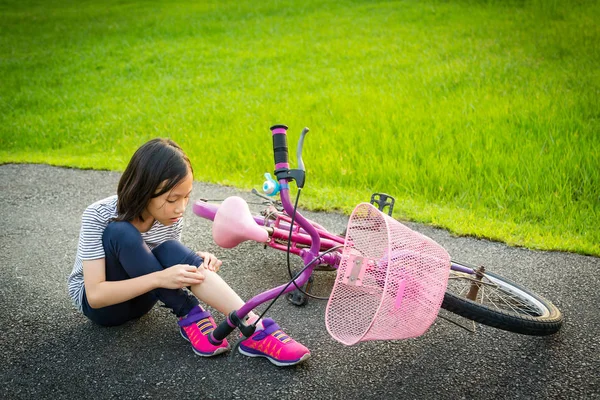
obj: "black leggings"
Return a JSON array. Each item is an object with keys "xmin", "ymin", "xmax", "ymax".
[{"xmin": 82, "ymin": 221, "xmax": 201, "ymax": 326}]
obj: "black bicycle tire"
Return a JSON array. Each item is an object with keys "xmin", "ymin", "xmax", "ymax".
[{"xmin": 441, "ymin": 261, "xmax": 563, "ymax": 336}]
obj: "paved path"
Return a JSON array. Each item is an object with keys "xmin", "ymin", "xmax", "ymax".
[{"xmin": 1, "ymin": 164, "xmax": 598, "ymax": 399}]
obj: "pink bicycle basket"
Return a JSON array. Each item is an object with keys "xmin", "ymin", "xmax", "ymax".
[{"xmin": 325, "ymin": 203, "xmax": 451, "ymax": 345}]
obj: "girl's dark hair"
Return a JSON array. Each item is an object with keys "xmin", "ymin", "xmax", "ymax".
[{"xmin": 116, "ymin": 138, "xmax": 193, "ymax": 222}]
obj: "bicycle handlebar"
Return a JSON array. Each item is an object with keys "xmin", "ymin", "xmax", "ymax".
[
  {"xmin": 210, "ymin": 311, "xmax": 257, "ymax": 343},
  {"xmin": 212, "ymin": 124, "xmax": 324, "ymax": 325},
  {"xmin": 270, "ymin": 124, "xmax": 290, "ymax": 169},
  {"xmin": 211, "ymin": 318, "xmax": 236, "ymax": 343},
  {"xmin": 268, "ymin": 124, "xmax": 320, "ymax": 257},
  {"xmin": 270, "ymin": 124, "xmax": 309, "ymax": 173}
]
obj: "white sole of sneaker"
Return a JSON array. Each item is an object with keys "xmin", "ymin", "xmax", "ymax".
[
  {"xmin": 238, "ymin": 347, "xmax": 311, "ymax": 367},
  {"xmin": 193, "ymin": 346, "xmax": 229, "ymax": 357}
]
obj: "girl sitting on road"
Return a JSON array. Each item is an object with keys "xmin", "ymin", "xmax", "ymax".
[{"xmin": 67, "ymin": 138, "xmax": 310, "ymax": 367}]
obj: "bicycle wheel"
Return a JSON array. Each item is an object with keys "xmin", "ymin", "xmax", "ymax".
[{"xmin": 441, "ymin": 260, "xmax": 563, "ymax": 336}]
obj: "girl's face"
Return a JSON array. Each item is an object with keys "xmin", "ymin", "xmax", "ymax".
[{"xmin": 145, "ymin": 171, "xmax": 193, "ymax": 226}]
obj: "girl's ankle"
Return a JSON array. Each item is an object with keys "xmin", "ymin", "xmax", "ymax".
[{"xmin": 246, "ymin": 314, "xmax": 264, "ymax": 330}]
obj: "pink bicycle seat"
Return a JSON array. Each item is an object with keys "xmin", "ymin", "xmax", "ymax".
[{"xmin": 212, "ymin": 196, "xmax": 269, "ymax": 248}]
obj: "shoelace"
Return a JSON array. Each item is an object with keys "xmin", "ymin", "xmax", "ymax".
[
  {"xmin": 272, "ymin": 330, "xmax": 292, "ymax": 343},
  {"xmin": 195, "ymin": 317, "xmax": 215, "ymax": 336}
]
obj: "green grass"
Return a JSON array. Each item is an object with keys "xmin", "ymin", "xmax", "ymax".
[{"xmin": 1, "ymin": 0, "xmax": 598, "ymax": 256}]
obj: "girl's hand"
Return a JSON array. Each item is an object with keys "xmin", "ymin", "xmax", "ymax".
[
  {"xmin": 158, "ymin": 264, "xmax": 205, "ymax": 289},
  {"xmin": 196, "ymin": 251, "xmax": 222, "ymax": 272}
]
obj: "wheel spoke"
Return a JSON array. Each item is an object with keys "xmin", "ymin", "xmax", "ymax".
[
  {"xmin": 447, "ymin": 271, "xmax": 544, "ymax": 317},
  {"xmin": 483, "ymin": 283, "xmax": 541, "ymax": 315},
  {"xmin": 444, "ymin": 263, "xmax": 561, "ymax": 335}
]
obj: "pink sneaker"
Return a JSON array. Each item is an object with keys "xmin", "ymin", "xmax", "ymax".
[
  {"xmin": 178, "ymin": 306, "xmax": 230, "ymax": 357},
  {"xmin": 238, "ymin": 318, "xmax": 310, "ymax": 366}
]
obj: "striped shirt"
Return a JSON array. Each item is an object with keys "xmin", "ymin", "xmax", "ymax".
[{"xmin": 67, "ymin": 195, "xmax": 183, "ymax": 311}]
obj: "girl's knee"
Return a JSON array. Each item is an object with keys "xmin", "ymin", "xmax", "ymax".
[
  {"xmin": 153, "ymin": 240, "xmax": 201, "ymax": 267},
  {"xmin": 103, "ymin": 221, "xmax": 141, "ymax": 244},
  {"xmin": 102, "ymin": 222, "xmax": 146, "ymax": 256}
]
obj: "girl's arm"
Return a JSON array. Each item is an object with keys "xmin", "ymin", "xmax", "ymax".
[{"xmin": 83, "ymin": 258, "xmax": 204, "ymax": 308}]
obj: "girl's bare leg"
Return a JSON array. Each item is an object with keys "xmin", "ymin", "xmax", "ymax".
[{"xmin": 189, "ymin": 268, "xmax": 258, "ymax": 321}]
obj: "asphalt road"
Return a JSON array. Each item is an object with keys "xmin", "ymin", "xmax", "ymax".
[{"xmin": 1, "ymin": 164, "xmax": 598, "ymax": 400}]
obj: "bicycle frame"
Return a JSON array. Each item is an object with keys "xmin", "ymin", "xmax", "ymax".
[
  {"xmin": 204, "ymin": 125, "xmax": 345, "ymax": 341},
  {"xmin": 204, "ymin": 125, "xmax": 475, "ymax": 343},
  {"xmin": 194, "ymin": 199, "xmax": 474, "ymax": 277},
  {"xmin": 193, "ymin": 201, "xmax": 345, "ymax": 254}
]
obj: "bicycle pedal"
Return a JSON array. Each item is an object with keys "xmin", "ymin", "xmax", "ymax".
[
  {"xmin": 286, "ymin": 276, "xmax": 313, "ymax": 306},
  {"xmin": 286, "ymin": 290, "xmax": 309, "ymax": 306},
  {"xmin": 370, "ymin": 193, "xmax": 395, "ymax": 217}
]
